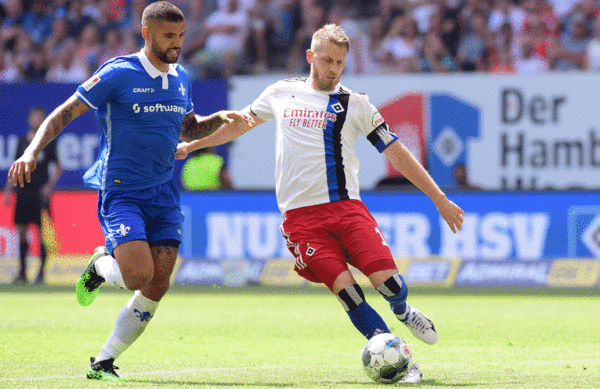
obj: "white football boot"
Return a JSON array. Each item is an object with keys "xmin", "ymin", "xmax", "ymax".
[
  {"xmin": 398, "ymin": 362, "xmax": 423, "ymax": 384},
  {"xmin": 397, "ymin": 304, "xmax": 438, "ymax": 345}
]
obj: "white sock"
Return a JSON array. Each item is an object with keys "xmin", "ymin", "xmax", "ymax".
[
  {"xmin": 96, "ymin": 291, "xmax": 158, "ymax": 362},
  {"xmin": 94, "ymin": 255, "xmax": 126, "ymax": 289}
]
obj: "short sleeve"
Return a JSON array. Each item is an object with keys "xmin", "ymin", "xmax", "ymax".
[
  {"xmin": 249, "ymin": 84, "xmax": 275, "ymax": 121},
  {"xmin": 75, "ymin": 62, "xmax": 121, "ymax": 110},
  {"xmin": 186, "ymin": 78, "xmax": 194, "ymax": 114},
  {"xmin": 355, "ymin": 94, "xmax": 398, "ymax": 153}
]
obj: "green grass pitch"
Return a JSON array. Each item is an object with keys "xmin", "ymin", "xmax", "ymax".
[{"xmin": 0, "ymin": 285, "xmax": 598, "ymax": 388}]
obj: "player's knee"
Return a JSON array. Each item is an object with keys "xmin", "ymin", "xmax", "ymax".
[
  {"xmin": 123, "ymin": 268, "xmax": 154, "ymax": 290},
  {"xmin": 142, "ymin": 278, "xmax": 170, "ymax": 301},
  {"xmin": 337, "ymin": 284, "xmax": 366, "ymax": 312},
  {"xmin": 377, "ymin": 273, "xmax": 407, "ymax": 301}
]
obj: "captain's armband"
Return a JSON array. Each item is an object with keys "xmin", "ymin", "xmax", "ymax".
[{"xmin": 366, "ymin": 123, "xmax": 398, "ymax": 153}]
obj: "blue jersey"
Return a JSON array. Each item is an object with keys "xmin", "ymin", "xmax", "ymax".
[{"xmin": 76, "ymin": 51, "xmax": 194, "ymax": 191}]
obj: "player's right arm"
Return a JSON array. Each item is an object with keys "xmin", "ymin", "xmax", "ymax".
[
  {"xmin": 7, "ymin": 95, "xmax": 89, "ymax": 187},
  {"xmin": 176, "ymin": 106, "xmax": 264, "ymax": 160}
]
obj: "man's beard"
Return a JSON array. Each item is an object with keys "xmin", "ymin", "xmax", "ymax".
[{"xmin": 153, "ymin": 41, "xmax": 179, "ymax": 64}]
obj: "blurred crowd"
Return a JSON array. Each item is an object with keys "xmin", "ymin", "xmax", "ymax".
[{"xmin": 2, "ymin": 0, "xmax": 600, "ymax": 82}]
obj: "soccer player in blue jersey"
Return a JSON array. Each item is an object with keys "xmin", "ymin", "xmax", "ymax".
[{"xmin": 7, "ymin": 1, "xmax": 252, "ymax": 382}]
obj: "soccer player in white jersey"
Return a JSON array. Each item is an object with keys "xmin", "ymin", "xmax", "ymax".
[
  {"xmin": 7, "ymin": 1, "xmax": 253, "ymax": 382},
  {"xmin": 176, "ymin": 24, "xmax": 464, "ymax": 383}
]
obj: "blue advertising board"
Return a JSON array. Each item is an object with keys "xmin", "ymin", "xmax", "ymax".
[
  {"xmin": 0, "ymin": 81, "xmax": 228, "ymax": 189},
  {"xmin": 178, "ymin": 191, "xmax": 600, "ymax": 261}
]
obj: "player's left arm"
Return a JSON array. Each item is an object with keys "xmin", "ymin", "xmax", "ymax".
[
  {"xmin": 179, "ymin": 110, "xmax": 255, "ymax": 142},
  {"xmin": 383, "ymin": 141, "xmax": 465, "ymax": 233}
]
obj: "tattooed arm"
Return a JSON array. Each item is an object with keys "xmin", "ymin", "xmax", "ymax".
[
  {"xmin": 7, "ymin": 94, "xmax": 89, "ymax": 187},
  {"xmin": 179, "ymin": 110, "xmax": 255, "ymax": 142}
]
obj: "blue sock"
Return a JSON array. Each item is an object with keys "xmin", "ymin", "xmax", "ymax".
[
  {"xmin": 376, "ymin": 273, "xmax": 408, "ymax": 315},
  {"xmin": 338, "ymin": 284, "xmax": 390, "ymax": 339},
  {"xmin": 346, "ymin": 301, "xmax": 391, "ymax": 339}
]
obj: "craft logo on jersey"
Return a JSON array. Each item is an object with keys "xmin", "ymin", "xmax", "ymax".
[
  {"xmin": 378, "ymin": 92, "xmax": 481, "ymax": 187},
  {"xmin": 133, "ymin": 87, "xmax": 155, "ymax": 93},
  {"xmin": 179, "ymin": 82, "xmax": 185, "ymax": 96}
]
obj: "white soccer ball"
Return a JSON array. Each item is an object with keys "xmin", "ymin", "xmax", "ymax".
[{"xmin": 361, "ymin": 333, "xmax": 412, "ymax": 384}]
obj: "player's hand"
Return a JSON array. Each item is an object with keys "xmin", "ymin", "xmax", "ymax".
[
  {"xmin": 175, "ymin": 142, "xmax": 191, "ymax": 160},
  {"xmin": 218, "ymin": 110, "xmax": 255, "ymax": 130},
  {"xmin": 435, "ymin": 196, "xmax": 465, "ymax": 233},
  {"xmin": 8, "ymin": 151, "xmax": 38, "ymax": 188}
]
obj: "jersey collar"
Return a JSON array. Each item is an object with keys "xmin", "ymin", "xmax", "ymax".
[
  {"xmin": 304, "ymin": 78, "xmax": 342, "ymax": 94},
  {"xmin": 137, "ymin": 50, "xmax": 178, "ymax": 78}
]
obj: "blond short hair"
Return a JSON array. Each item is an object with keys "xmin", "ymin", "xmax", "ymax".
[{"xmin": 310, "ymin": 24, "xmax": 350, "ymax": 51}]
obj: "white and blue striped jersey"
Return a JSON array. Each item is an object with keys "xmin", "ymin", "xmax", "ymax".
[
  {"xmin": 76, "ymin": 50, "xmax": 194, "ymax": 191},
  {"xmin": 250, "ymin": 77, "xmax": 398, "ymax": 213}
]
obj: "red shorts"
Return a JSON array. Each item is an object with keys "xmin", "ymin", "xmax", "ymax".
[{"xmin": 280, "ymin": 199, "xmax": 396, "ymax": 291}]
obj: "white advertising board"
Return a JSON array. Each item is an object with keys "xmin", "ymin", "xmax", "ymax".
[{"xmin": 230, "ymin": 73, "xmax": 600, "ymax": 190}]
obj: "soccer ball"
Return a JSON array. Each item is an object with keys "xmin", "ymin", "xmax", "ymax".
[{"xmin": 361, "ymin": 333, "xmax": 412, "ymax": 384}]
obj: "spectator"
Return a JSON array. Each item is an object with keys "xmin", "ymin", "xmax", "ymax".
[
  {"xmin": 67, "ymin": 0, "xmax": 95, "ymax": 38},
  {"xmin": 21, "ymin": 0, "xmax": 53, "ymax": 46},
  {"xmin": 246, "ymin": 0, "xmax": 301, "ymax": 72},
  {"xmin": 554, "ymin": 13, "xmax": 590, "ymax": 70},
  {"xmin": 286, "ymin": 1, "xmax": 327, "ymax": 74},
  {"xmin": 489, "ymin": 48, "xmax": 516, "ymax": 74},
  {"xmin": 1, "ymin": 0, "xmax": 25, "ymax": 52},
  {"xmin": 439, "ymin": 15, "xmax": 460, "ymax": 57},
  {"xmin": 22, "ymin": 47, "xmax": 49, "ymax": 81},
  {"xmin": 0, "ymin": 47, "xmax": 20, "ymax": 81},
  {"xmin": 380, "ymin": 14, "xmax": 422, "ymax": 73},
  {"xmin": 453, "ymin": 164, "xmax": 480, "ymax": 190},
  {"xmin": 95, "ymin": 0, "xmax": 122, "ymax": 41},
  {"xmin": 456, "ymin": 10, "xmax": 488, "ymax": 71},
  {"xmin": 488, "ymin": 0, "xmax": 526, "ymax": 33},
  {"xmin": 45, "ymin": 40, "xmax": 89, "ymax": 83},
  {"xmin": 514, "ymin": 40, "xmax": 549, "ymax": 73},
  {"xmin": 377, "ymin": 0, "xmax": 404, "ymax": 30},
  {"xmin": 192, "ymin": 0, "xmax": 249, "ymax": 78},
  {"xmin": 11, "ymin": 32, "xmax": 34, "ymax": 76},
  {"xmin": 586, "ymin": 18, "xmax": 600, "ymax": 71},
  {"xmin": 96, "ymin": 27, "xmax": 127, "ymax": 66},
  {"xmin": 365, "ymin": 15, "xmax": 388, "ymax": 74},
  {"xmin": 43, "ymin": 17, "xmax": 72, "ymax": 60},
  {"xmin": 328, "ymin": 4, "xmax": 372, "ymax": 75},
  {"xmin": 74, "ymin": 22, "xmax": 102, "ymax": 72},
  {"xmin": 419, "ymin": 30, "xmax": 457, "ymax": 72},
  {"xmin": 180, "ymin": 0, "xmax": 208, "ymax": 65}
]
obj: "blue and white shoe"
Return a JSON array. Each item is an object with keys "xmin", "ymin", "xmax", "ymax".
[{"xmin": 398, "ymin": 304, "xmax": 438, "ymax": 345}]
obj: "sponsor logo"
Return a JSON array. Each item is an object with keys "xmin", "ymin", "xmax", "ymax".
[
  {"xmin": 132, "ymin": 103, "xmax": 186, "ymax": 115},
  {"xmin": 372, "ymin": 111, "xmax": 384, "ymax": 127},
  {"xmin": 133, "ymin": 87, "xmax": 155, "ymax": 93},
  {"xmin": 134, "ymin": 309, "xmax": 152, "ymax": 322},
  {"xmin": 283, "ymin": 108, "xmax": 337, "ymax": 122},
  {"xmin": 82, "ymin": 76, "xmax": 101, "ymax": 91},
  {"xmin": 331, "ymin": 102, "xmax": 344, "ymax": 113}
]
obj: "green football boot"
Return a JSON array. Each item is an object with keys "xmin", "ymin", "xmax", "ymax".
[
  {"xmin": 76, "ymin": 246, "xmax": 107, "ymax": 306},
  {"xmin": 87, "ymin": 357, "xmax": 125, "ymax": 382}
]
